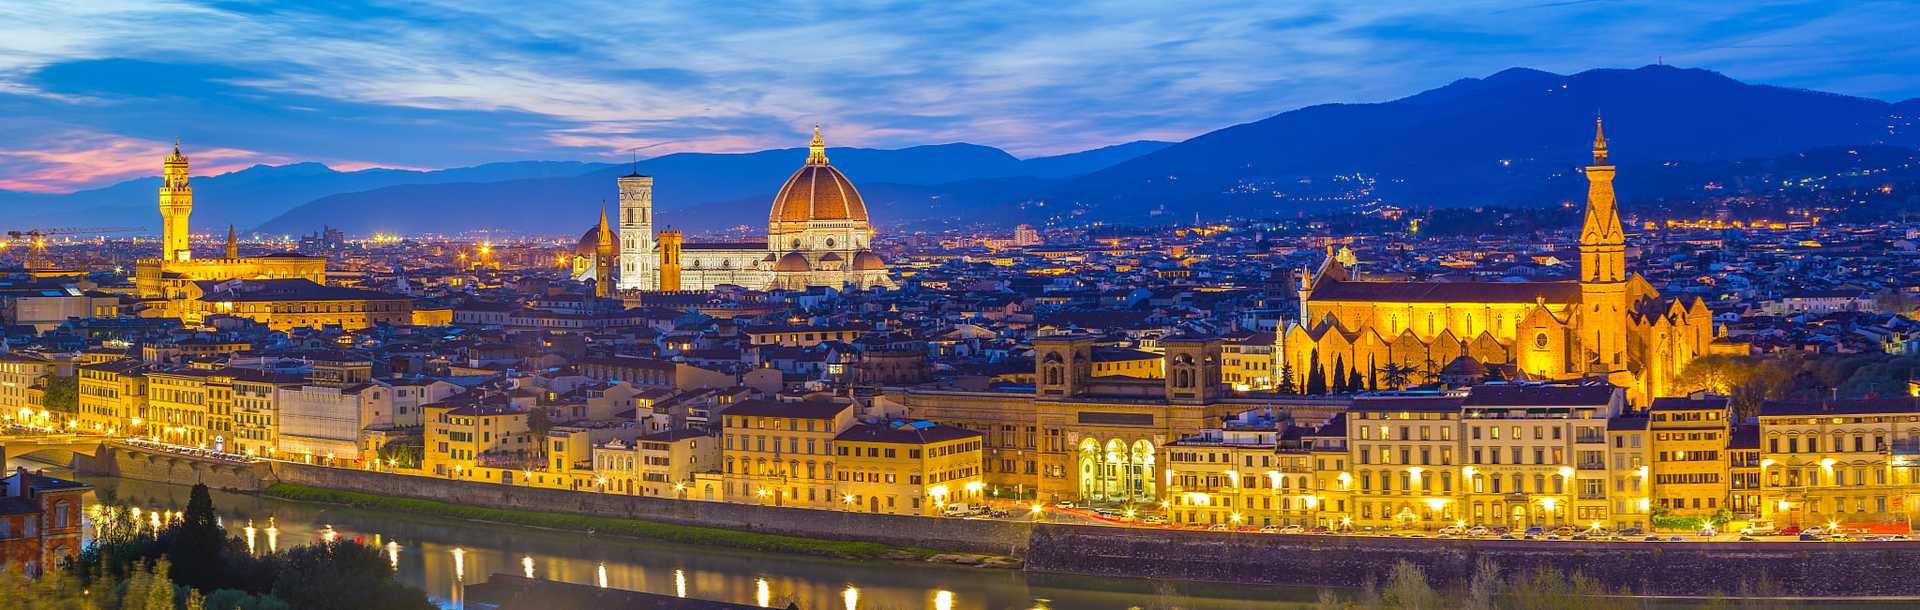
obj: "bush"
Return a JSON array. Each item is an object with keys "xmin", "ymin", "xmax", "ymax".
[{"xmin": 262, "ymin": 483, "xmax": 927, "ymax": 560}]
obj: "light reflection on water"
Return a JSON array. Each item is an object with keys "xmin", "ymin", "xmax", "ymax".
[{"xmin": 69, "ymin": 473, "xmax": 1309, "ymax": 610}]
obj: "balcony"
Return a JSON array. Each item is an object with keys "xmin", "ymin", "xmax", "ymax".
[
  {"xmin": 1575, "ymin": 433, "xmax": 1606, "ymax": 444},
  {"xmin": 1577, "ymin": 460, "xmax": 1606, "ymax": 471}
]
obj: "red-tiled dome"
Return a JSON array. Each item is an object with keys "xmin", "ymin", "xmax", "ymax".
[
  {"xmin": 774, "ymin": 252, "xmax": 812, "ymax": 273},
  {"xmin": 769, "ymin": 125, "xmax": 868, "ymax": 224}
]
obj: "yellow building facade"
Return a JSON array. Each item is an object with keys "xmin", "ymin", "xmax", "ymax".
[
  {"xmin": 833, "ymin": 421, "xmax": 985, "ymax": 516},
  {"xmin": 1756, "ymin": 398, "xmax": 1920, "ymax": 532},
  {"xmin": 1647, "ymin": 396, "xmax": 1731, "ymax": 516},
  {"xmin": 1282, "ymin": 120, "xmax": 1730, "ymax": 406},
  {"xmin": 720, "ymin": 399, "xmax": 852, "ymax": 509}
]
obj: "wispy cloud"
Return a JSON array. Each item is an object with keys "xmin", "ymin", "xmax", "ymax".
[
  {"xmin": 0, "ymin": 130, "xmax": 284, "ymax": 192},
  {"xmin": 0, "ymin": 0, "xmax": 1913, "ymax": 193}
]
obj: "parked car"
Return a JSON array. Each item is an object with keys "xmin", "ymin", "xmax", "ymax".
[
  {"xmin": 1257, "ymin": 524, "xmax": 1279, "ymax": 533},
  {"xmin": 1643, "ymin": 535, "xmax": 1663, "ymax": 542},
  {"xmin": 1308, "ymin": 525, "xmax": 1332, "ymax": 534},
  {"xmin": 1739, "ymin": 520, "xmax": 1776, "ymax": 536},
  {"xmin": 1697, "ymin": 527, "xmax": 1718, "ymax": 537},
  {"xmin": 1438, "ymin": 525, "xmax": 1464, "ymax": 536},
  {"xmin": 1618, "ymin": 527, "xmax": 1645, "ymax": 536},
  {"xmin": 1206, "ymin": 523, "xmax": 1229, "ymax": 532},
  {"xmin": 1523, "ymin": 527, "xmax": 1545, "ymax": 538},
  {"xmin": 1801, "ymin": 526, "xmax": 1828, "ymax": 537},
  {"xmin": 1278, "ymin": 524, "xmax": 1305, "ymax": 534},
  {"xmin": 1465, "ymin": 526, "xmax": 1490, "ymax": 537},
  {"xmin": 1141, "ymin": 515, "xmax": 1166, "ymax": 525},
  {"xmin": 1799, "ymin": 532, "xmax": 1825, "ymax": 541}
]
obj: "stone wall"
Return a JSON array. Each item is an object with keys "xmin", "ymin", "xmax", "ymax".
[
  {"xmin": 75, "ymin": 444, "xmax": 273, "ymax": 492},
  {"xmin": 269, "ymin": 462, "xmax": 1031, "ymax": 556},
  {"xmin": 1026, "ymin": 523, "xmax": 1920, "ymax": 596}
]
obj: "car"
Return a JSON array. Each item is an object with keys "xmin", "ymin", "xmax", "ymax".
[
  {"xmin": 1801, "ymin": 526, "xmax": 1827, "ymax": 537},
  {"xmin": 1697, "ymin": 527, "xmax": 1718, "ymax": 537},
  {"xmin": 1739, "ymin": 536, "xmax": 1756, "ymax": 541},
  {"xmin": 1308, "ymin": 525, "xmax": 1332, "ymax": 534},
  {"xmin": 1570, "ymin": 534, "xmax": 1589, "ymax": 541},
  {"xmin": 1278, "ymin": 524, "xmax": 1305, "ymax": 534},
  {"xmin": 1141, "ymin": 515, "xmax": 1166, "ymax": 525},
  {"xmin": 1882, "ymin": 534, "xmax": 1911, "ymax": 541},
  {"xmin": 1799, "ymin": 532, "xmax": 1825, "ymax": 541},
  {"xmin": 1499, "ymin": 534, "xmax": 1518, "ymax": 540},
  {"xmin": 1740, "ymin": 520, "xmax": 1776, "ymax": 536},
  {"xmin": 1437, "ymin": 526, "xmax": 1464, "ymax": 536},
  {"xmin": 1257, "ymin": 525, "xmax": 1279, "ymax": 533},
  {"xmin": 1550, "ymin": 526, "xmax": 1576, "ymax": 537},
  {"xmin": 1488, "ymin": 527, "xmax": 1512, "ymax": 536},
  {"xmin": 1643, "ymin": 535, "xmax": 1663, "ymax": 542},
  {"xmin": 1206, "ymin": 523, "xmax": 1229, "ymax": 532},
  {"xmin": 1668, "ymin": 536, "xmax": 1685, "ymax": 542},
  {"xmin": 1619, "ymin": 527, "xmax": 1645, "ymax": 537},
  {"xmin": 1523, "ymin": 527, "xmax": 1545, "ymax": 537},
  {"xmin": 1465, "ymin": 526, "xmax": 1490, "ymax": 537},
  {"xmin": 988, "ymin": 510, "xmax": 1010, "ymax": 519},
  {"xmin": 1056, "ymin": 501, "xmax": 1076, "ymax": 509}
]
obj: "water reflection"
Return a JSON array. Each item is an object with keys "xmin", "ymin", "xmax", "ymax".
[{"xmin": 73, "ymin": 474, "xmax": 1307, "ymax": 609}]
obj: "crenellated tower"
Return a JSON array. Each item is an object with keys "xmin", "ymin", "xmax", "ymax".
[
  {"xmin": 1578, "ymin": 116, "xmax": 1628, "ymax": 372},
  {"xmin": 617, "ymin": 164, "xmax": 655, "ymax": 290},
  {"xmin": 159, "ymin": 139, "xmax": 194, "ymax": 263}
]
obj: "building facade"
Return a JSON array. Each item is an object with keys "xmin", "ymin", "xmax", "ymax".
[{"xmin": 1281, "ymin": 120, "xmax": 1732, "ymax": 406}]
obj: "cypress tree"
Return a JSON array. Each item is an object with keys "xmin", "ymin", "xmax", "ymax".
[
  {"xmin": 1305, "ymin": 350, "xmax": 1327, "ymax": 395},
  {"xmin": 1332, "ymin": 355, "xmax": 1349, "ymax": 394}
]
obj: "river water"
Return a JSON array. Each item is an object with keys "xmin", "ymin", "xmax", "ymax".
[{"xmin": 47, "ymin": 467, "xmax": 1315, "ymax": 610}]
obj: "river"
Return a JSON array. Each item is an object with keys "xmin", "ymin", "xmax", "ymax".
[{"xmin": 35, "ymin": 464, "xmax": 1315, "ymax": 609}]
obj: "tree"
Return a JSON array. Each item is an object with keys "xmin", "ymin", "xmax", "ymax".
[
  {"xmin": 1381, "ymin": 362, "xmax": 1415, "ymax": 390},
  {"xmin": 168, "ymin": 484, "xmax": 226, "ymax": 591},
  {"xmin": 1378, "ymin": 560, "xmax": 1442, "ymax": 610},
  {"xmin": 1305, "ymin": 350, "xmax": 1327, "ymax": 395},
  {"xmin": 145, "ymin": 560, "xmax": 179, "ymax": 610},
  {"xmin": 40, "ymin": 374, "xmax": 77, "ymax": 416},
  {"xmin": 527, "ymin": 407, "xmax": 557, "ymax": 461},
  {"xmin": 271, "ymin": 542, "xmax": 433, "ymax": 610},
  {"xmin": 1462, "ymin": 557, "xmax": 1501, "ymax": 610},
  {"xmin": 377, "ymin": 438, "xmax": 424, "ymax": 470},
  {"xmin": 0, "ymin": 562, "xmax": 97, "ymax": 610},
  {"xmin": 1347, "ymin": 367, "xmax": 1365, "ymax": 395},
  {"xmin": 1366, "ymin": 355, "xmax": 1378, "ymax": 391},
  {"xmin": 1332, "ymin": 356, "xmax": 1349, "ymax": 394},
  {"xmin": 1277, "ymin": 361, "xmax": 1297, "ymax": 394}
]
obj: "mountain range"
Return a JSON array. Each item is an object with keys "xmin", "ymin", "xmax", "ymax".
[{"xmin": 7, "ymin": 64, "xmax": 1918, "ymax": 236}]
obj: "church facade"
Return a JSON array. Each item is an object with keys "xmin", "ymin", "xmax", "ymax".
[
  {"xmin": 1280, "ymin": 119, "xmax": 1736, "ymax": 405},
  {"xmin": 571, "ymin": 125, "xmax": 893, "ymax": 293}
]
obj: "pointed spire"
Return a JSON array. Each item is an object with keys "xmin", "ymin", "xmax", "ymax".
[
  {"xmin": 226, "ymin": 225, "xmax": 238, "ymax": 259},
  {"xmin": 1591, "ymin": 113, "xmax": 1609, "ymax": 165},
  {"xmin": 806, "ymin": 123, "xmax": 829, "ymax": 165}
]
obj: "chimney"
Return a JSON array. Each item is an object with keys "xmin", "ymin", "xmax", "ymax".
[{"xmin": 6, "ymin": 467, "xmax": 24, "ymax": 497}]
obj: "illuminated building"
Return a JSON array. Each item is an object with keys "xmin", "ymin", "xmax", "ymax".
[
  {"xmin": 1755, "ymin": 397, "xmax": 1920, "ymax": 531},
  {"xmin": 133, "ymin": 143, "xmax": 327, "ymax": 318},
  {"xmin": 181, "ymin": 278, "xmax": 411, "ymax": 331},
  {"xmin": 721, "ymin": 399, "xmax": 853, "ymax": 509},
  {"xmin": 1646, "ymin": 396, "xmax": 1731, "ymax": 517},
  {"xmin": 590, "ymin": 126, "xmax": 893, "ymax": 293},
  {"xmin": 833, "ymin": 421, "xmax": 985, "ymax": 516},
  {"xmin": 1282, "ymin": 119, "xmax": 1736, "ymax": 405},
  {"xmin": 0, "ymin": 468, "xmax": 90, "ymax": 575}
]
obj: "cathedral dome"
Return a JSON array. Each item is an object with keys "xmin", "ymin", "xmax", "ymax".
[
  {"xmin": 774, "ymin": 252, "xmax": 812, "ymax": 273},
  {"xmin": 769, "ymin": 126, "xmax": 868, "ymax": 224},
  {"xmin": 574, "ymin": 226, "xmax": 617, "ymax": 260},
  {"xmin": 852, "ymin": 251, "xmax": 886, "ymax": 271}
]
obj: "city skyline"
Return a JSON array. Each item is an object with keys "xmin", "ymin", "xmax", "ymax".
[{"xmin": 2, "ymin": 1, "xmax": 1917, "ymax": 194}]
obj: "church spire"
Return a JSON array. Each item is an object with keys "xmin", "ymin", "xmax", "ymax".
[
  {"xmin": 806, "ymin": 123, "xmax": 828, "ymax": 165},
  {"xmin": 225, "ymin": 225, "xmax": 238, "ymax": 259},
  {"xmin": 1591, "ymin": 114, "xmax": 1608, "ymax": 165}
]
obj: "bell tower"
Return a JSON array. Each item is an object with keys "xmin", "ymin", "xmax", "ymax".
[
  {"xmin": 159, "ymin": 139, "xmax": 193, "ymax": 263},
  {"xmin": 1578, "ymin": 116, "xmax": 1627, "ymax": 372},
  {"xmin": 594, "ymin": 207, "xmax": 616, "ymax": 298},
  {"xmin": 617, "ymin": 165, "xmax": 655, "ymax": 290}
]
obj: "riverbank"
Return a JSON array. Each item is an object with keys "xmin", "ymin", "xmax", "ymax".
[{"xmin": 264, "ymin": 483, "xmax": 947, "ymax": 562}]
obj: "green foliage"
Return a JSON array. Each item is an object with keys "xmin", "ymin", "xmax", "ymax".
[
  {"xmin": 1677, "ymin": 353, "xmax": 1920, "ymax": 419},
  {"xmin": 203, "ymin": 589, "xmax": 290, "ymax": 610},
  {"xmin": 167, "ymin": 485, "xmax": 226, "ymax": 591},
  {"xmin": 0, "ymin": 562, "xmax": 97, "ymax": 610},
  {"xmin": 1306, "ymin": 350, "xmax": 1328, "ymax": 395},
  {"xmin": 270, "ymin": 542, "xmax": 433, "ymax": 610},
  {"xmin": 41, "ymin": 374, "xmax": 78, "ymax": 415},
  {"xmin": 1378, "ymin": 561, "xmax": 1443, "ymax": 610},
  {"xmin": 263, "ymin": 483, "xmax": 932, "ymax": 560},
  {"xmin": 376, "ymin": 438, "xmax": 424, "ymax": 470}
]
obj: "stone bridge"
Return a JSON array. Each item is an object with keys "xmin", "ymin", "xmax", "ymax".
[{"xmin": 0, "ymin": 432, "xmax": 107, "ymax": 467}]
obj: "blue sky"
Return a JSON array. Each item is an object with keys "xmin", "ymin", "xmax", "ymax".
[{"xmin": 0, "ymin": 0, "xmax": 1914, "ymax": 192}]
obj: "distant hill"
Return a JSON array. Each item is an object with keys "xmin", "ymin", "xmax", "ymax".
[
  {"xmin": 0, "ymin": 161, "xmax": 614, "ymax": 233},
  {"xmin": 252, "ymin": 141, "xmax": 1169, "ymax": 236},
  {"xmin": 1047, "ymin": 65, "xmax": 1920, "ymax": 224}
]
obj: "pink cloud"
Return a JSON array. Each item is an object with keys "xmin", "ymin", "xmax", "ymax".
[{"xmin": 0, "ymin": 132, "xmax": 292, "ymax": 193}]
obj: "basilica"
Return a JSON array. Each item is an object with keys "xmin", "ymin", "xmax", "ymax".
[
  {"xmin": 1279, "ymin": 119, "xmax": 1739, "ymax": 405},
  {"xmin": 568, "ymin": 125, "xmax": 893, "ymax": 293}
]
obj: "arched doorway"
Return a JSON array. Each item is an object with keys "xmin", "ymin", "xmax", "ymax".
[{"xmin": 1077, "ymin": 437, "xmax": 1157, "ymax": 503}]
